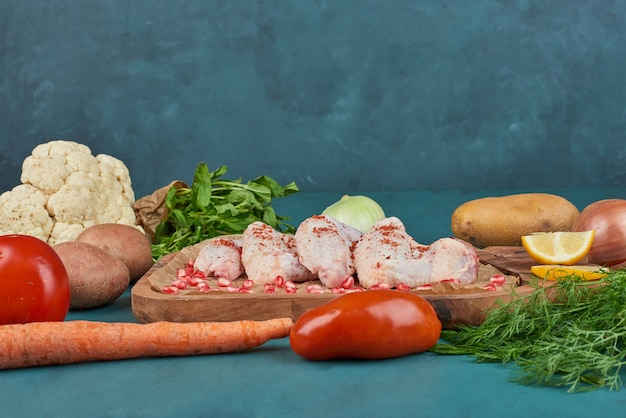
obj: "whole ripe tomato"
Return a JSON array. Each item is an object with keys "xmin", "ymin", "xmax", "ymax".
[
  {"xmin": 290, "ymin": 290, "xmax": 442, "ymax": 360},
  {"xmin": 0, "ymin": 234, "xmax": 71, "ymax": 324}
]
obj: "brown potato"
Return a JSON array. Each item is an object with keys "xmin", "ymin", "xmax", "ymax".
[
  {"xmin": 76, "ymin": 223, "xmax": 154, "ymax": 283},
  {"xmin": 451, "ymin": 193, "xmax": 580, "ymax": 248},
  {"xmin": 53, "ymin": 241, "xmax": 130, "ymax": 309}
]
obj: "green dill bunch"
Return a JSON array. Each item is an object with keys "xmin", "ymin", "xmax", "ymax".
[{"xmin": 430, "ymin": 270, "xmax": 626, "ymax": 393}]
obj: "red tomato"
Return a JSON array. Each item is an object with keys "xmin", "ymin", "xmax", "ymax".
[
  {"xmin": 290, "ymin": 290, "xmax": 442, "ymax": 360},
  {"xmin": 0, "ymin": 234, "xmax": 70, "ymax": 324}
]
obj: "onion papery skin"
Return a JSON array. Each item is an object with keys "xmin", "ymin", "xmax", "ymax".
[{"xmin": 573, "ymin": 199, "xmax": 626, "ymax": 266}]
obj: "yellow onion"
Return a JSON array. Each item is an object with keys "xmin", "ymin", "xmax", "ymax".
[
  {"xmin": 573, "ymin": 199, "xmax": 626, "ymax": 266},
  {"xmin": 322, "ymin": 194, "xmax": 385, "ymax": 233}
]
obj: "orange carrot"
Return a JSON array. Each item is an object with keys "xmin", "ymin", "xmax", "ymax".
[{"xmin": 0, "ymin": 318, "xmax": 293, "ymax": 369}]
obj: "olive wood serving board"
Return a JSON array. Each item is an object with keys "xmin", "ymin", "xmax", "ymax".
[{"xmin": 131, "ymin": 239, "xmax": 545, "ymax": 329}]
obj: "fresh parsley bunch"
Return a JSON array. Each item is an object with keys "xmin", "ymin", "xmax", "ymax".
[{"xmin": 152, "ymin": 162, "xmax": 299, "ymax": 259}]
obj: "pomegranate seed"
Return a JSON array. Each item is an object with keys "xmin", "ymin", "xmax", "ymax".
[
  {"xmin": 275, "ymin": 276, "xmax": 285, "ymax": 288},
  {"xmin": 208, "ymin": 287, "xmax": 221, "ymax": 292},
  {"xmin": 306, "ymin": 284, "xmax": 323, "ymax": 294},
  {"xmin": 414, "ymin": 284, "xmax": 433, "ymax": 291},
  {"xmin": 370, "ymin": 284, "xmax": 380, "ymax": 290},
  {"xmin": 192, "ymin": 270, "xmax": 208, "ymax": 279},
  {"xmin": 189, "ymin": 277, "xmax": 206, "ymax": 286},
  {"xmin": 162, "ymin": 285, "xmax": 179, "ymax": 295},
  {"xmin": 332, "ymin": 287, "xmax": 346, "ymax": 294},
  {"xmin": 308, "ymin": 288, "xmax": 325, "ymax": 294},
  {"xmin": 285, "ymin": 286, "xmax": 298, "ymax": 294},
  {"xmin": 285, "ymin": 280, "xmax": 297, "ymax": 290},
  {"xmin": 264, "ymin": 286, "xmax": 276, "ymax": 294},
  {"xmin": 242, "ymin": 280, "xmax": 254, "ymax": 290},
  {"xmin": 482, "ymin": 283, "xmax": 498, "ymax": 291},
  {"xmin": 196, "ymin": 283, "xmax": 210, "ymax": 293},
  {"xmin": 171, "ymin": 279, "xmax": 188, "ymax": 289},
  {"xmin": 186, "ymin": 259, "xmax": 195, "ymax": 268},
  {"xmin": 238, "ymin": 288, "xmax": 252, "ymax": 294},
  {"xmin": 341, "ymin": 276, "xmax": 355, "ymax": 289},
  {"xmin": 373, "ymin": 282, "xmax": 391, "ymax": 290},
  {"xmin": 396, "ymin": 283, "xmax": 411, "ymax": 291},
  {"xmin": 177, "ymin": 268, "xmax": 192, "ymax": 279},
  {"xmin": 490, "ymin": 274, "xmax": 506, "ymax": 286},
  {"xmin": 217, "ymin": 278, "xmax": 231, "ymax": 287},
  {"xmin": 345, "ymin": 287, "xmax": 364, "ymax": 293},
  {"xmin": 226, "ymin": 286, "xmax": 239, "ymax": 293},
  {"xmin": 440, "ymin": 278, "xmax": 461, "ymax": 284}
]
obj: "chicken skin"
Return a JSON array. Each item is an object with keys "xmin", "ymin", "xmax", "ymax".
[
  {"xmin": 354, "ymin": 217, "xmax": 479, "ymax": 289},
  {"xmin": 294, "ymin": 215, "xmax": 363, "ymax": 288},
  {"xmin": 193, "ymin": 237, "xmax": 244, "ymax": 281},
  {"xmin": 242, "ymin": 221, "xmax": 315, "ymax": 284}
]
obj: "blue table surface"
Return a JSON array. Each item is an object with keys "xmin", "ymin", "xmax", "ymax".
[{"xmin": 2, "ymin": 188, "xmax": 626, "ymax": 418}]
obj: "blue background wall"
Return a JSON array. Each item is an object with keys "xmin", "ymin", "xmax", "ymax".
[{"xmin": 1, "ymin": 1, "xmax": 625, "ymax": 198}]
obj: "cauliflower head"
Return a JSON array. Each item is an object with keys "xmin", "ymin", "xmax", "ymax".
[{"xmin": 0, "ymin": 140, "xmax": 140, "ymax": 244}]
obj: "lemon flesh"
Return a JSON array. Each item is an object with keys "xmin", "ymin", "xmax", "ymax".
[
  {"xmin": 531, "ymin": 264, "xmax": 610, "ymax": 281},
  {"xmin": 521, "ymin": 231, "xmax": 595, "ymax": 265}
]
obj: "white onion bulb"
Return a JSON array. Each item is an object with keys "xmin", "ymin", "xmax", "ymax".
[{"xmin": 322, "ymin": 195, "xmax": 385, "ymax": 233}]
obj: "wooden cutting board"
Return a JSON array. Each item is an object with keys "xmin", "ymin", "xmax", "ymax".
[{"xmin": 131, "ymin": 240, "xmax": 542, "ymax": 330}]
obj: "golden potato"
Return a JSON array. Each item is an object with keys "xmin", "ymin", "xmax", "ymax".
[{"xmin": 451, "ymin": 193, "xmax": 579, "ymax": 248}]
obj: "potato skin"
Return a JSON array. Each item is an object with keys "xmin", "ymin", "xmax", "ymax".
[
  {"xmin": 451, "ymin": 193, "xmax": 580, "ymax": 248},
  {"xmin": 53, "ymin": 241, "xmax": 130, "ymax": 309},
  {"xmin": 75, "ymin": 223, "xmax": 153, "ymax": 283}
]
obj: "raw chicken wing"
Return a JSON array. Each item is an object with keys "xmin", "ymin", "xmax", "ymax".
[
  {"xmin": 193, "ymin": 237, "xmax": 244, "ymax": 281},
  {"xmin": 426, "ymin": 237, "xmax": 480, "ymax": 284},
  {"xmin": 242, "ymin": 222, "xmax": 315, "ymax": 284},
  {"xmin": 295, "ymin": 215, "xmax": 362, "ymax": 288},
  {"xmin": 354, "ymin": 217, "xmax": 479, "ymax": 289}
]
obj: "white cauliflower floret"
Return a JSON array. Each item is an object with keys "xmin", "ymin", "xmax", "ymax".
[
  {"xmin": 21, "ymin": 141, "xmax": 97, "ymax": 194},
  {"xmin": 0, "ymin": 140, "xmax": 140, "ymax": 244},
  {"xmin": 51, "ymin": 222, "xmax": 94, "ymax": 244},
  {"xmin": 96, "ymin": 154, "xmax": 135, "ymax": 204},
  {"xmin": 94, "ymin": 154, "xmax": 137, "ymax": 226},
  {"xmin": 47, "ymin": 171, "xmax": 101, "ymax": 223},
  {"xmin": 0, "ymin": 184, "xmax": 54, "ymax": 241}
]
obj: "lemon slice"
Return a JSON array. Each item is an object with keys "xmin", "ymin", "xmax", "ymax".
[
  {"xmin": 521, "ymin": 230, "xmax": 595, "ymax": 265},
  {"xmin": 530, "ymin": 265, "xmax": 610, "ymax": 281}
]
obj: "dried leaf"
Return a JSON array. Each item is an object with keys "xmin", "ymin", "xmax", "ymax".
[{"xmin": 132, "ymin": 180, "xmax": 188, "ymax": 242}]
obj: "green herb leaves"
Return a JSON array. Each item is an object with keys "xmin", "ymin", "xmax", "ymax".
[
  {"xmin": 430, "ymin": 271, "xmax": 626, "ymax": 392},
  {"xmin": 151, "ymin": 163, "xmax": 299, "ymax": 259}
]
